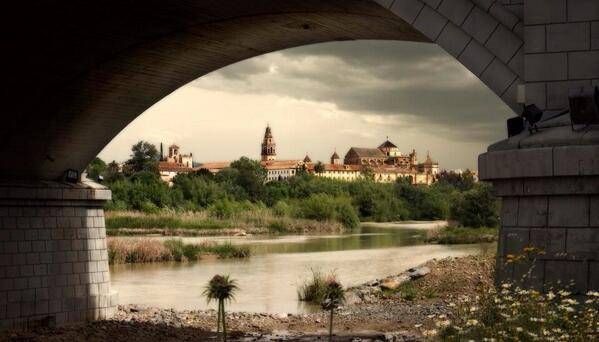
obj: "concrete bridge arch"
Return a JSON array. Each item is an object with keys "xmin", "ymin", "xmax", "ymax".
[
  {"xmin": 2, "ymin": 0, "xmax": 524, "ymax": 181},
  {"xmin": 2, "ymin": 0, "xmax": 599, "ymax": 329}
]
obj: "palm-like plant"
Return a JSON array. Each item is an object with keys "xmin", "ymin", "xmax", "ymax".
[
  {"xmin": 321, "ymin": 278, "xmax": 345, "ymax": 342},
  {"xmin": 203, "ymin": 274, "xmax": 239, "ymax": 342}
]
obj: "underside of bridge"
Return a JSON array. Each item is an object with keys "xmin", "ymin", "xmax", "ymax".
[{"xmin": 1, "ymin": 0, "xmax": 598, "ymax": 330}]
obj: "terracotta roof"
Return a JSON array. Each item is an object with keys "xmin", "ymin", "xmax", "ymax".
[
  {"xmin": 323, "ymin": 164, "xmax": 362, "ymax": 172},
  {"xmin": 197, "ymin": 161, "xmax": 231, "ymax": 170},
  {"xmin": 261, "ymin": 160, "xmax": 301, "ymax": 170},
  {"xmin": 158, "ymin": 162, "xmax": 193, "ymax": 172},
  {"xmin": 348, "ymin": 147, "xmax": 386, "ymax": 158},
  {"xmin": 378, "ymin": 140, "xmax": 398, "ymax": 149}
]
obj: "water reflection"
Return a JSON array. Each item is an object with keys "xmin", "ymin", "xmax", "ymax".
[{"xmin": 110, "ymin": 223, "xmax": 494, "ymax": 314}]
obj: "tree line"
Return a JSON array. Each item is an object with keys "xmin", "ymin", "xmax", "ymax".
[{"xmin": 88, "ymin": 141, "xmax": 498, "ymax": 228}]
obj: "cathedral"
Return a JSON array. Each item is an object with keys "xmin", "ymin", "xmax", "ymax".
[{"xmin": 255, "ymin": 125, "xmax": 439, "ymax": 184}]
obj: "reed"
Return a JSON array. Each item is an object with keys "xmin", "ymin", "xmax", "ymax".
[{"xmin": 107, "ymin": 237, "xmax": 251, "ymax": 264}]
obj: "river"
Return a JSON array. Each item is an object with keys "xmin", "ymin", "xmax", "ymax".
[{"xmin": 110, "ymin": 222, "xmax": 494, "ymax": 314}]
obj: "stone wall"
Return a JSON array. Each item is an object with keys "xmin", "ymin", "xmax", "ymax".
[
  {"xmin": 0, "ymin": 181, "xmax": 116, "ymax": 330},
  {"xmin": 524, "ymin": 0, "xmax": 599, "ymax": 110},
  {"xmin": 480, "ymin": 131, "xmax": 599, "ymax": 293}
]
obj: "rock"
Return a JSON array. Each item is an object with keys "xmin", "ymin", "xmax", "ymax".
[
  {"xmin": 380, "ymin": 278, "xmax": 401, "ymax": 290},
  {"xmin": 408, "ymin": 266, "xmax": 430, "ymax": 279}
]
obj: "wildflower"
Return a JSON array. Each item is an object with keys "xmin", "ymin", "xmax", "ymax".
[
  {"xmin": 469, "ymin": 306, "xmax": 478, "ymax": 312},
  {"xmin": 547, "ymin": 291, "xmax": 556, "ymax": 300},
  {"xmin": 414, "ymin": 324, "xmax": 422, "ymax": 328},
  {"xmin": 466, "ymin": 319, "xmax": 479, "ymax": 326},
  {"xmin": 422, "ymin": 329, "xmax": 438, "ymax": 337},
  {"xmin": 516, "ymin": 327, "xmax": 523, "ymax": 332},
  {"xmin": 587, "ymin": 291, "xmax": 599, "ymax": 297},
  {"xmin": 435, "ymin": 320, "xmax": 451, "ymax": 328},
  {"xmin": 558, "ymin": 290, "xmax": 571, "ymax": 297}
]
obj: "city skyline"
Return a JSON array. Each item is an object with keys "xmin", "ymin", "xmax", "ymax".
[{"xmin": 98, "ymin": 40, "xmax": 515, "ymax": 170}]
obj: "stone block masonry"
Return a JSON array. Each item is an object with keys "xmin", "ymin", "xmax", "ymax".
[
  {"xmin": 0, "ymin": 181, "xmax": 116, "ymax": 330},
  {"xmin": 523, "ymin": 0, "xmax": 599, "ymax": 110},
  {"xmin": 480, "ymin": 132, "xmax": 599, "ymax": 293}
]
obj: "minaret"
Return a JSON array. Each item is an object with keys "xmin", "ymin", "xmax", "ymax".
[{"xmin": 261, "ymin": 124, "xmax": 276, "ymax": 161}]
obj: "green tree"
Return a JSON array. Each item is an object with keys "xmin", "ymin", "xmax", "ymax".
[
  {"xmin": 126, "ymin": 140, "xmax": 159, "ymax": 174},
  {"xmin": 86, "ymin": 157, "xmax": 107, "ymax": 181},
  {"xmin": 450, "ymin": 183, "xmax": 498, "ymax": 228},
  {"xmin": 361, "ymin": 166, "xmax": 375, "ymax": 181},
  {"xmin": 203, "ymin": 275, "xmax": 239, "ymax": 342},
  {"xmin": 314, "ymin": 161, "xmax": 325, "ymax": 173},
  {"xmin": 229, "ymin": 157, "xmax": 266, "ymax": 201},
  {"xmin": 104, "ymin": 160, "xmax": 123, "ymax": 182},
  {"xmin": 436, "ymin": 169, "xmax": 476, "ymax": 191}
]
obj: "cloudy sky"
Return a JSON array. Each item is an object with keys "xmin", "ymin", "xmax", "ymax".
[{"xmin": 99, "ymin": 40, "xmax": 514, "ymax": 170}]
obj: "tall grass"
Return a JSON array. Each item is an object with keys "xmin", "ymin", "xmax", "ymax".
[
  {"xmin": 298, "ymin": 270, "xmax": 338, "ymax": 304},
  {"xmin": 108, "ymin": 238, "xmax": 250, "ymax": 264},
  {"xmin": 105, "ymin": 209, "xmax": 345, "ymax": 235}
]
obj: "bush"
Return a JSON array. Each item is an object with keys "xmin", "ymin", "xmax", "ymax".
[
  {"xmin": 450, "ymin": 183, "xmax": 498, "ymax": 228},
  {"xmin": 140, "ymin": 201, "xmax": 160, "ymax": 214},
  {"xmin": 208, "ymin": 199, "xmax": 240, "ymax": 219},
  {"xmin": 273, "ymin": 201, "xmax": 291, "ymax": 217},
  {"xmin": 334, "ymin": 199, "xmax": 360, "ymax": 229},
  {"xmin": 298, "ymin": 269, "xmax": 332, "ymax": 303}
]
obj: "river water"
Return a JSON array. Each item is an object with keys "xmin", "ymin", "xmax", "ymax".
[{"xmin": 110, "ymin": 222, "xmax": 494, "ymax": 314}]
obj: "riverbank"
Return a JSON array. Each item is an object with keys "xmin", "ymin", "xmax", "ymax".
[
  {"xmin": 106, "ymin": 210, "xmax": 346, "ymax": 236},
  {"xmin": 425, "ymin": 226, "xmax": 498, "ymax": 244},
  {"xmin": 3, "ymin": 255, "xmax": 494, "ymax": 341},
  {"xmin": 108, "ymin": 238, "xmax": 250, "ymax": 264}
]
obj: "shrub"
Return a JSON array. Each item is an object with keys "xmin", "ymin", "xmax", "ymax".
[
  {"xmin": 104, "ymin": 199, "xmax": 128, "ymax": 211},
  {"xmin": 334, "ymin": 199, "xmax": 360, "ymax": 229},
  {"xmin": 450, "ymin": 183, "xmax": 498, "ymax": 228},
  {"xmin": 208, "ymin": 199, "xmax": 239, "ymax": 219},
  {"xmin": 273, "ymin": 201, "xmax": 291, "ymax": 217},
  {"xmin": 140, "ymin": 201, "xmax": 160, "ymax": 214},
  {"xmin": 298, "ymin": 269, "xmax": 331, "ymax": 303}
]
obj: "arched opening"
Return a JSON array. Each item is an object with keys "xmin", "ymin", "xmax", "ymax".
[{"xmin": 1, "ymin": 0, "xmax": 523, "ymax": 180}]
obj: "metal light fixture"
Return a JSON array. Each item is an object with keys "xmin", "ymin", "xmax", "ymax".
[
  {"xmin": 507, "ymin": 116, "xmax": 525, "ymax": 137},
  {"xmin": 64, "ymin": 169, "xmax": 79, "ymax": 183},
  {"xmin": 569, "ymin": 86, "xmax": 599, "ymax": 127}
]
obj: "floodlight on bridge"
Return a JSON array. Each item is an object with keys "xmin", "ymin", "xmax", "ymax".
[
  {"xmin": 63, "ymin": 169, "xmax": 79, "ymax": 183},
  {"xmin": 569, "ymin": 86, "xmax": 599, "ymax": 127}
]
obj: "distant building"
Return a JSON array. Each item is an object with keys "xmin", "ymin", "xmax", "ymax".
[
  {"xmin": 164, "ymin": 143, "xmax": 193, "ymax": 167},
  {"xmin": 196, "ymin": 125, "xmax": 440, "ymax": 185},
  {"xmin": 158, "ymin": 143, "xmax": 195, "ymax": 185},
  {"xmin": 261, "ymin": 125, "xmax": 276, "ymax": 162}
]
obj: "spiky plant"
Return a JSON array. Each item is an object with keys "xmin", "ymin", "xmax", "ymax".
[
  {"xmin": 203, "ymin": 274, "xmax": 239, "ymax": 342},
  {"xmin": 321, "ymin": 278, "xmax": 345, "ymax": 342}
]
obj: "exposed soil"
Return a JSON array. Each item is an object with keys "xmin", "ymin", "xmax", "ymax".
[{"xmin": 1, "ymin": 255, "xmax": 494, "ymax": 341}]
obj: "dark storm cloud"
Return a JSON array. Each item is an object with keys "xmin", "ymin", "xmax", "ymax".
[{"xmin": 193, "ymin": 40, "xmax": 514, "ymax": 143}]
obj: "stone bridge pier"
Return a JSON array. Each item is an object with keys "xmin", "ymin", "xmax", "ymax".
[
  {"xmin": 479, "ymin": 124, "xmax": 599, "ymax": 292},
  {"xmin": 0, "ymin": 182, "xmax": 117, "ymax": 329}
]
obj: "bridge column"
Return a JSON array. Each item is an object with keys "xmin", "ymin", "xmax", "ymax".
[
  {"xmin": 480, "ymin": 124, "xmax": 599, "ymax": 293},
  {"xmin": 0, "ymin": 181, "xmax": 116, "ymax": 329}
]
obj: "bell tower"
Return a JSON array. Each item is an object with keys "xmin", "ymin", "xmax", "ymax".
[{"xmin": 261, "ymin": 124, "xmax": 276, "ymax": 161}]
